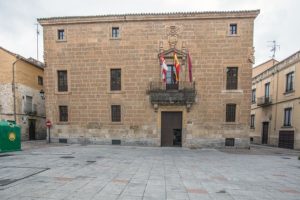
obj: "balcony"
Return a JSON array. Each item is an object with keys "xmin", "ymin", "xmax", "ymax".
[
  {"xmin": 147, "ymin": 81, "xmax": 196, "ymax": 109},
  {"xmin": 24, "ymin": 103, "xmax": 37, "ymax": 115},
  {"xmin": 257, "ymin": 96, "xmax": 272, "ymax": 107}
]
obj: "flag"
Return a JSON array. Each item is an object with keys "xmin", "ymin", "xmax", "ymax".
[
  {"xmin": 187, "ymin": 51, "xmax": 193, "ymax": 82},
  {"xmin": 160, "ymin": 55, "xmax": 168, "ymax": 82},
  {"xmin": 174, "ymin": 53, "xmax": 180, "ymax": 82}
]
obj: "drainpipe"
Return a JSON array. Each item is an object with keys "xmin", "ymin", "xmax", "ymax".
[{"xmin": 12, "ymin": 57, "xmax": 21, "ymax": 123}]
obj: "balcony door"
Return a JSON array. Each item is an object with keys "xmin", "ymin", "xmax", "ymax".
[
  {"xmin": 262, "ymin": 122, "xmax": 269, "ymax": 144},
  {"xmin": 166, "ymin": 65, "xmax": 178, "ymax": 90}
]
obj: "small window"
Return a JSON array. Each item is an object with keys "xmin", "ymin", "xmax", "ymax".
[
  {"xmin": 283, "ymin": 107, "xmax": 292, "ymax": 127},
  {"xmin": 110, "ymin": 69, "xmax": 121, "ymax": 91},
  {"xmin": 59, "ymin": 106, "xmax": 68, "ymax": 122},
  {"xmin": 111, "ymin": 105, "xmax": 121, "ymax": 122},
  {"xmin": 251, "ymin": 89, "xmax": 256, "ymax": 104},
  {"xmin": 57, "ymin": 29, "xmax": 65, "ymax": 40},
  {"xmin": 226, "ymin": 67, "xmax": 238, "ymax": 90},
  {"xmin": 250, "ymin": 114, "xmax": 255, "ymax": 128},
  {"xmin": 265, "ymin": 82, "xmax": 270, "ymax": 98},
  {"xmin": 229, "ymin": 24, "xmax": 237, "ymax": 35},
  {"xmin": 285, "ymin": 72, "xmax": 294, "ymax": 92},
  {"xmin": 226, "ymin": 104, "xmax": 236, "ymax": 122},
  {"xmin": 57, "ymin": 70, "xmax": 68, "ymax": 92},
  {"xmin": 112, "ymin": 27, "xmax": 119, "ymax": 38},
  {"xmin": 225, "ymin": 138, "xmax": 235, "ymax": 146},
  {"xmin": 38, "ymin": 76, "xmax": 43, "ymax": 86}
]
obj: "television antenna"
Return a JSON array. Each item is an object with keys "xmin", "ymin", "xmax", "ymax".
[{"xmin": 268, "ymin": 40, "xmax": 280, "ymax": 59}]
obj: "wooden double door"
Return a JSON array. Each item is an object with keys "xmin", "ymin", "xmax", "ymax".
[{"xmin": 161, "ymin": 112, "xmax": 182, "ymax": 147}]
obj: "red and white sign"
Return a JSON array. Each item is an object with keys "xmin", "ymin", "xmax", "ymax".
[{"xmin": 46, "ymin": 120, "xmax": 52, "ymax": 128}]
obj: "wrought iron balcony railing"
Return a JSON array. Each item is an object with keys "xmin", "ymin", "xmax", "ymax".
[
  {"xmin": 257, "ymin": 96, "xmax": 272, "ymax": 107},
  {"xmin": 147, "ymin": 81, "xmax": 196, "ymax": 105}
]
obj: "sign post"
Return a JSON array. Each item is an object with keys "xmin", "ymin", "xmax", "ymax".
[{"xmin": 46, "ymin": 120, "xmax": 52, "ymax": 143}]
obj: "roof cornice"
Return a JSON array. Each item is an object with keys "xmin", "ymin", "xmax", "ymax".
[{"xmin": 38, "ymin": 10, "xmax": 260, "ymax": 26}]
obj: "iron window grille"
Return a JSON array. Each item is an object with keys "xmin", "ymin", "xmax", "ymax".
[
  {"xmin": 57, "ymin": 70, "xmax": 68, "ymax": 92},
  {"xmin": 226, "ymin": 67, "xmax": 238, "ymax": 90},
  {"xmin": 229, "ymin": 24, "xmax": 237, "ymax": 35},
  {"xmin": 57, "ymin": 29, "xmax": 65, "ymax": 40},
  {"xmin": 59, "ymin": 106, "xmax": 68, "ymax": 122},
  {"xmin": 226, "ymin": 104, "xmax": 236, "ymax": 122},
  {"xmin": 112, "ymin": 27, "xmax": 119, "ymax": 38},
  {"xmin": 283, "ymin": 107, "xmax": 292, "ymax": 127},
  {"xmin": 111, "ymin": 105, "xmax": 121, "ymax": 122},
  {"xmin": 110, "ymin": 69, "xmax": 121, "ymax": 91},
  {"xmin": 225, "ymin": 138, "xmax": 235, "ymax": 146},
  {"xmin": 285, "ymin": 72, "xmax": 294, "ymax": 92}
]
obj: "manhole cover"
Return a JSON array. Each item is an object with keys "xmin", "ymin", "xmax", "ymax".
[
  {"xmin": 0, "ymin": 154, "xmax": 13, "ymax": 157},
  {"xmin": 216, "ymin": 190, "xmax": 226, "ymax": 193},
  {"xmin": 86, "ymin": 160, "xmax": 96, "ymax": 163},
  {"xmin": 60, "ymin": 156, "xmax": 74, "ymax": 159},
  {"xmin": 281, "ymin": 157, "xmax": 291, "ymax": 159}
]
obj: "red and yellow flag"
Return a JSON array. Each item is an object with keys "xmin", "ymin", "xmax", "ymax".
[{"xmin": 174, "ymin": 53, "xmax": 180, "ymax": 82}]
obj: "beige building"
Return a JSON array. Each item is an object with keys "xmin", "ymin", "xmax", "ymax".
[
  {"xmin": 251, "ymin": 51, "xmax": 300, "ymax": 149},
  {"xmin": 38, "ymin": 10, "xmax": 259, "ymax": 147},
  {"xmin": 0, "ymin": 47, "xmax": 46, "ymax": 140}
]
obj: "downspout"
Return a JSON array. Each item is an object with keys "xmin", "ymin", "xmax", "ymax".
[{"xmin": 12, "ymin": 57, "xmax": 21, "ymax": 122}]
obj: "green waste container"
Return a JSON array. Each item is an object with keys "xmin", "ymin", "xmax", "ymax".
[{"xmin": 0, "ymin": 120, "xmax": 21, "ymax": 153}]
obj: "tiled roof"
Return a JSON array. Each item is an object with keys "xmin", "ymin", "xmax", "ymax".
[{"xmin": 0, "ymin": 46, "xmax": 45, "ymax": 69}]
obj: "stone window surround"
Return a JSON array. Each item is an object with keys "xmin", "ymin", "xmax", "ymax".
[
  {"xmin": 109, "ymin": 102, "xmax": 124, "ymax": 125},
  {"xmin": 222, "ymin": 65, "xmax": 243, "ymax": 93},
  {"xmin": 222, "ymin": 100, "xmax": 240, "ymax": 124},
  {"xmin": 57, "ymin": 104, "xmax": 70, "ymax": 124},
  {"xmin": 227, "ymin": 22, "xmax": 240, "ymax": 37},
  {"xmin": 284, "ymin": 66, "xmax": 295, "ymax": 95},
  {"xmin": 56, "ymin": 27, "xmax": 67, "ymax": 42},
  {"xmin": 54, "ymin": 67, "xmax": 71, "ymax": 95},
  {"xmin": 109, "ymin": 25, "xmax": 121, "ymax": 40},
  {"xmin": 283, "ymin": 107, "xmax": 292, "ymax": 127},
  {"xmin": 107, "ymin": 66, "xmax": 125, "ymax": 94}
]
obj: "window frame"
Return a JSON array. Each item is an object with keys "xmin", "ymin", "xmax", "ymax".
[
  {"xmin": 285, "ymin": 72, "xmax": 294, "ymax": 93},
  {"xmin": 59, "ymin": 105, "xmax": 68, "ymax": 122},
  {"xmin": 111, "ymin": 105, "xmax": 121, "ymax": 122},
  {"xmin": 57, "ymin": 70, "xmax": 68, "ymax": 92},
  {"xmin": 111, "ymin": 27, "xmax": 120, "ymax": 38},
  {"xmin": 250, "ymin": 114, "xmax": 255, "ymax": 129},
  {"xmin": 110, "ymin": 69, "xmax": 121, "ymax": 91},
  {"xmin": 226, "ymin": 67, "xmax": 238, "ymax": 90},
  {"xmin": 38, "ymin": 76, "xmax": 43, "ymax": 86},
  {"xmin": 229, "ymin": 23, "xmax": 237, "ymax": 35},
  {"xmin": 226, "ymin": 104, "xmax": 236, "ymax": 122},
  {"xmin": 283, "ymin": 107, "xmax": 292, "ymax": 127},
  {"xmin": 57, "ymin": 29, "xmax": 65, "ymax": 40},
  {"xmin": 251, "ymin": 89, "xmax": 256, "ymax": 104},
  {"xmin": 265, "ymin": 82, "xmax": 270, "ymax": 98}
]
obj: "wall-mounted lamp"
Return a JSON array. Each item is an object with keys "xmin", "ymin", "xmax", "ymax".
[{"xmin": 39, "ymin": 89, "xmax": 45, "ymax": 100}]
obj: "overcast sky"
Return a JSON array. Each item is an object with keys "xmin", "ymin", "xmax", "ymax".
[{"xmin": 0, "ymin": 0, "xmax": 299, "ymax": 66}]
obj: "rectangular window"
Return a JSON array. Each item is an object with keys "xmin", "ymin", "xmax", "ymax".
[
  {"xmin": 24, "ymin": 96, "xmax": 33, "ymax": 113},
  {"xmin": 166, "ymin": 65, "xmax": 178, "ymax": 90},
  {"xmin": 265, "ymin": 82, "xmax": 270, "ymax": 98},
  {"xmin": 250, "ymin": 114, "xmax": 255, "ymax": 128},
  {"xmin": 285, "ymin": 72, "xmax": 294, "ymax": 92},
  {"xmin": 111, "ymin": 105, "xmax": 121, "ymax": 122},
  {"xmin": 110, "ymin": 69, "xmax": 121, "ymax": 91},
  {"xmin": 57, "ymin": 29, "xmax": 64, "ymax": 40},
  {"xmin": 251, "ymin": 89, "xmax": 256, "ymax": 104},
  {"xmin": 112, "ymin": 27, "xmax": 119, "ymax": 38},
  {"xmin": 59, "ymin": 106, "xmax": 68, "ymax": 122},
  {"xmin": 38, "ymin": 76, "xmax": 43, "ymax": 86},
  {"xmin": 284, "ymin": 108, "xmax": 292, "ymax": 127},
  {"xmin": 226, "ymin": 104, "xmax": 236, "ymax": 122},
  {"xmin": 229, "ymin": 24, "xmax": 237, "ymax": 35},
  {"xmin": 226, "ymin": 67, "xmax": 238, "ymax": 90},
  {"xmin": 57, "ymin": 70, "xmax": 68, "ymax": 92}
]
